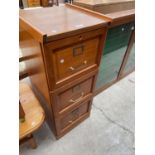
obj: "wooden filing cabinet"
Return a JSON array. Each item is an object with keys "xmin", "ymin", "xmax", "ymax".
[{"xmin": 19, "ymin": 4, "xmax": 111, "ymax": 139}]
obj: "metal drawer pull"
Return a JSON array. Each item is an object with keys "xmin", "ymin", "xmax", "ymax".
[
  {"xmin": 69, "ymin": 60, "xmax": 87, "ymax": 71},
  {"xmin": 83, "ymin": 60, "xmax": 87, "ymax": 64},
  {"xmin": 69, "ymin": 66, "xmax": 75, "ymax": 71},
  {"xmin": 69, "ymin": 92, "xmax": 84, "ymax": 103}
]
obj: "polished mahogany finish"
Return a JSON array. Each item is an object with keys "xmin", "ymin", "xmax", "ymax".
[{"xmin": 19, "ymin": 4, "xmax": 111, "ymax": 138}]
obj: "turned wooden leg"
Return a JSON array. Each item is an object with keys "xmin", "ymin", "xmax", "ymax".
[{"xmin": 29, "ymin": 134, "xmax": 37, "ymax": 149}]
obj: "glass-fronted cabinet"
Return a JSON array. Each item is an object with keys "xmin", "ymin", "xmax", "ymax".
[{"xmin": 96, "ymin": 22, "xmax": 135, "ymax": 90}]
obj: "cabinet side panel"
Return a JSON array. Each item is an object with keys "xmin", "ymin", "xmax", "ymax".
[
  {"xmin": 19, "ymin": 25, "xmax": 57, "ymax": 134},
  {"xmin": 19, "ymin": 26, "xmax": 50, "ymax": 104}
]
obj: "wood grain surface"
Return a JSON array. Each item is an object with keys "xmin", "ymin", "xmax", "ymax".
[{"xmin": 19, "ymin": 83, "xmax": 45, "ymax": 140}]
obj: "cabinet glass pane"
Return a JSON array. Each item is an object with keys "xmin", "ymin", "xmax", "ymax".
[
  {"xmin": 123, "ymin": 43, "xmax": 135, "ymax": 75},
  {"xmin": 96, "ymin": 22, "xmax": 134, "ymax": 90}
]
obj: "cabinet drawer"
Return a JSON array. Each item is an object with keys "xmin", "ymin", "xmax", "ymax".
[
  {"xmin": 53, "ymin": 38, "xmax": 99, "ymax": 81},
  {"xmin": 54, "ymin": 77, "xmax": 94, "ymax": 115},
  {"xmin": 44, "ymin": 28, "xmax": 106, "ymax": 89},
  {"xmin": 55, "ymin": 100, "xmax": 91, "ymax": 134}
]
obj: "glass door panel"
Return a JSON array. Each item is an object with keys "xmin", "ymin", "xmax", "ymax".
[
  {"xmin": 96, "ymin": 22, "xmax": 134, "ymax": 90},
  {"xmin": 123, "ymin": 43, "xmax": 135, "ymax": 75}
]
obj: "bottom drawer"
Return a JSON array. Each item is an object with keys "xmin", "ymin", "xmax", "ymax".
[{"xmin": 55, "ymin": 100, "xmax": 91, "ymax": 136}]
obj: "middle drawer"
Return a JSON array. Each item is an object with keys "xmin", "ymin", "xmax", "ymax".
[{"xmin": 51, "ymin": 71, "xmax": 97, "ymax": 116}]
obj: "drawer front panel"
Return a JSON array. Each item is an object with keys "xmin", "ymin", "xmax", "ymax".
[
  {"xmin": 57, "ymin": 77, "xmax": 93, "ymax": 114},
  {"xmin": 53, "ymin": 38, "xmax": 99, "ymax": 81},
  {"xmin": 44, "ymin": 28, "xmax": 107, "ymax": 90},
  {"xmin": 57, "ymin": 101, "xmax": 90, "ymax": 132}
]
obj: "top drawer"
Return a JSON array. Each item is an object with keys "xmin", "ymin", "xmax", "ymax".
[
  {"xmin": 44, "ymin": 28, "xmax": 106, "ymax": 89},
  {"xmin": 53, "ymin": 38, "xmax": 99, "ymax": 81}
]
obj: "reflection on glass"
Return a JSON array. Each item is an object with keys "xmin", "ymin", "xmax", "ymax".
[
  {"xmin": 96, "ymin": 22, "xmax": 134, "ymax": 90},
  {"xmin": 123, "ymin": 43, "xmax": 135, "ymax": 75}
]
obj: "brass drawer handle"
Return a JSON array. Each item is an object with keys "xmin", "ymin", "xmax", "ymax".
[
  {"xmin": 83, "ymin": 60, "xmax": 87, "ymax": 64},
  {"xmin": 69, "ymin": 60, "xmax": 87, "ymax": 71},
  {"xmin": 69, "ymin": 92, "xmax": 84, "ymax": 103},
  {"xmin": 69, "ymin": 66, "xmax": 75, "ymax": 71}
]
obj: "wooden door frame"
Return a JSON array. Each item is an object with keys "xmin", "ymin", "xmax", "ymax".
[{"xmin": 117, "ymin": 30, "xmax": 135, "ymax": 80}]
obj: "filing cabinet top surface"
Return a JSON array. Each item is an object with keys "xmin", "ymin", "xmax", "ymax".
[{"xmin": 19, "ymin": 4, "xmax": 109, "ymax": 42}]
